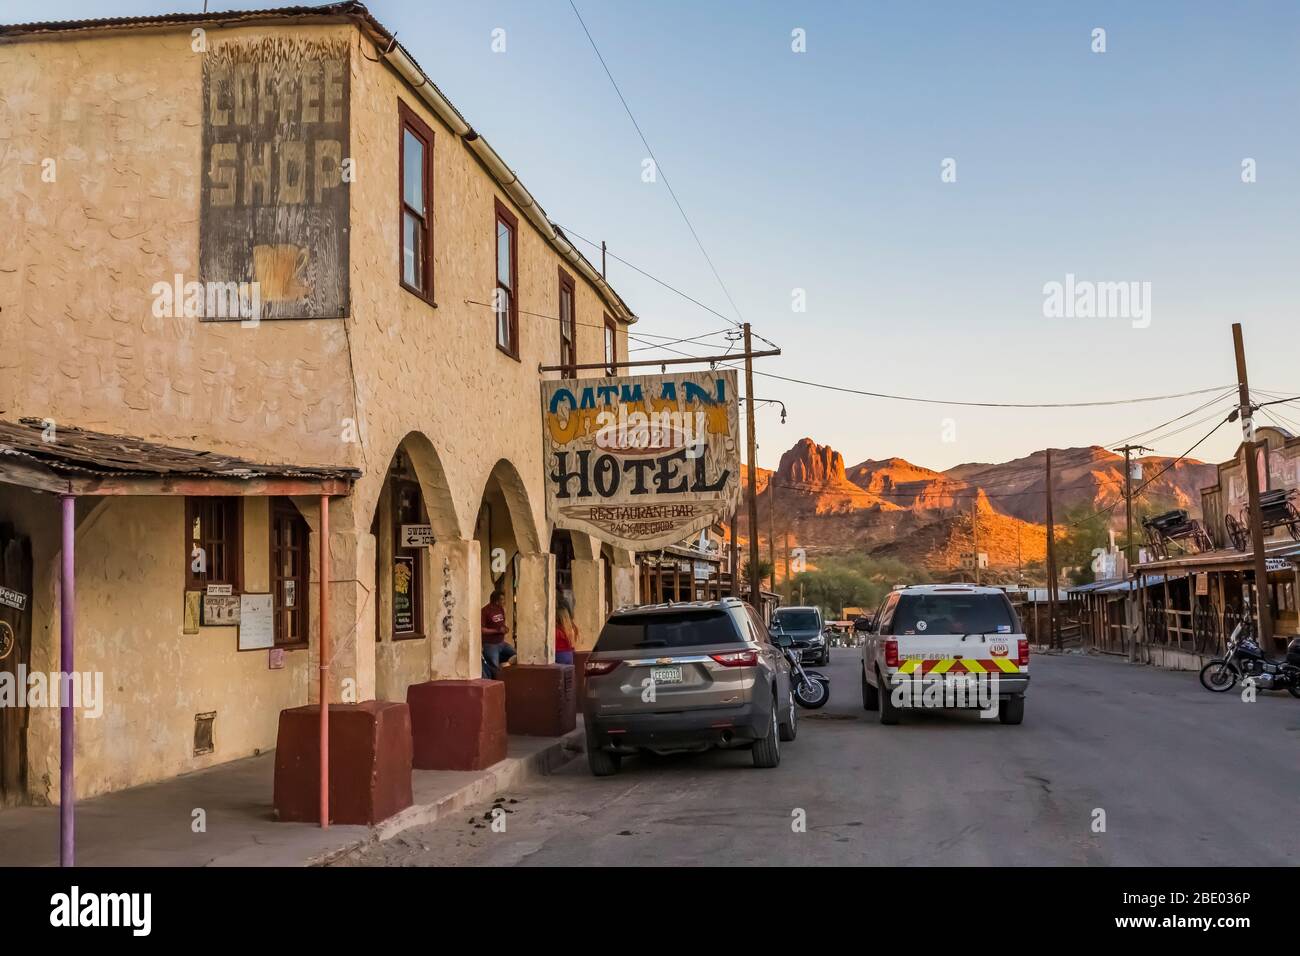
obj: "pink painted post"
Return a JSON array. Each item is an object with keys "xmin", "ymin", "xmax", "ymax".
[
  {"xmin": 319, "ymin": 494, "xmax": 329, "ymax": 829},
  {"xmin": 59, "ymin": 494, "xmax": 75, "ymax": 867}
]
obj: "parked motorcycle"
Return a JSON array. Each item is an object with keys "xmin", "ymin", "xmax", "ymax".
[
  {"xmin": 1199, "ymin": 617, "xmax": 1300, "ymax": 697},
  {"xmin": 773, "ymin": 623, "xmax": 830, "ymax": 708}
]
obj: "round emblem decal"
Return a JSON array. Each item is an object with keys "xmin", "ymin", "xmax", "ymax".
[
  {"xmin": 916, "ymin": 620, "xmax": 927, "ymax": 632},
  {"xmin": 990, "ymin": 642, "xmax": 1009, "ymax": 657},
  {"xmin": 0, "ymin": 620, "xmax": 14, "ymax": 662}
]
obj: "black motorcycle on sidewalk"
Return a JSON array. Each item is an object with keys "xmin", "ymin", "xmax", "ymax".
[
  {"xmin": 772, "ymin": 623, "xmax": 830, "ymax": 708},
  {"xmin": 1199, "ymin": 617, "xmax": 1300, "ymax": 697}
]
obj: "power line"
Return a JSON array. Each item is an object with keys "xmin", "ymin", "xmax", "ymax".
[
  {"xmin": 1106, "ymin": 387, "xmax": 1239, "ymax": 448},
  {"xmin": 558, "ymin": 224, "xmax": 739, "ymax": 328},
  {"xmin": 1066, "ymin": 413, "xmax": 1233, "ymax": 529},
  {"xmin": 567, "ymin": 2, "xmax": 745, "ymax": 326}
]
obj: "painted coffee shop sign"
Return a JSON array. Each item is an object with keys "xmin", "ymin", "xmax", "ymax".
[
  {"xmin": 541, "ymin": 371, "xmax": 741, "ymax": 551},
  {"xmin": 200, "ymin": 37, "xmax": 350, "ymax": 320}
]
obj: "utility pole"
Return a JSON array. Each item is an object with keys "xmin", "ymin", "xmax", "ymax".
[
  {"xmin": 971, "ymin": 499, "xmax": 981, "ymax": 585},
  {"xmin": 768, "ymin": 478, "xmax": 777, "ymax": 594},
  {"xmin": 1117, "ymin": 444, "xmax": 1151, "ymax": 573},
  {"xmin": 1045, "ymin": 448, "xmax": 1059, "ymax": 649},
  {"xmin": 728, "ymin": 509, "xmax": 739, "ymax": 597},
  {"xmin": 743, "ymin": 323, "xmax": 761, "ymax": 609},
  {"xmin": 601, "ymin": 240, "xmax": 606, "ymax": 278},
  {"xmin": 783, "ymin": 529, "xmax": 791, "ymax": 603},
  {"xmin": 1233, "ymin": 322, "xmax": 1274, "ymax": 644},
  {"xmin": 1016, "ymin": 521, "xmax": 1023, "ymax": 586}
]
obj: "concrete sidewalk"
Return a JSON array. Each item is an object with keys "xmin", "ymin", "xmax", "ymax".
[{"xmin": 0, "ymin": 727, "xmax": 584, "ymax": 867}]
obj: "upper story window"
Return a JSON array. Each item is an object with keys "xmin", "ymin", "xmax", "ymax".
[
  {"xmin": 494, "ymin": 199, "xmax": 519, "ymax": 358},
  {"xmin": 186, "ymin": 497, "xmax": 243, "ymax": 591},
  {"xmin": 604, "ymin": 313, "xmax": 618, "ymax": 375},
  {"xmin": 399, "ymin": 100, "xmax": 435, "ymax": 303},
  {"xmin": 558, "ymin": 267, "xmax": 577, "ymax": 376}
]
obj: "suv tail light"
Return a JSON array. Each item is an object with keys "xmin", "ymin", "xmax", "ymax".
[
  {"xmin": 884, "ymin": 639, "xmax": 900, "ymax": 668},
  {"xmin": 711, "ymin": 650, "xmax": 759, "ymax": 667},
  {"xmin": 1017, "ymin": 639, "xmax": 1030, "ymax": 667},
  {"xmin": 584, "ymin": 659, "xmax": 620, "ymax": 676}
]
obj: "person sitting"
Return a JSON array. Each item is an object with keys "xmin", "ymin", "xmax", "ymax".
[
  {"xmin": 555, "ymin": 604, "xmax": 578, "ymax": 666},
  {"xmin": 481, "ymin": 589, "xmax": 516, "ymax": 678}
]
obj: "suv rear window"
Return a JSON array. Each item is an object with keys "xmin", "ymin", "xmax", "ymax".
[
  {"xmin": 595, "ymin": 610, "xmax": 743, "ymax": 651},
  {"xmin": 886, "ymin": 593, "xmax": 1018, "ymax": 636},
  {"xmin": 773, "ymin": 609, "xmax": 819, "ymax": 631}
]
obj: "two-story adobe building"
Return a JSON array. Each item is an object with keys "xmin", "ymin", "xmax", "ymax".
[{"xmin": 0, "ymin": 2, "xmax": 640, "ymax": 807}]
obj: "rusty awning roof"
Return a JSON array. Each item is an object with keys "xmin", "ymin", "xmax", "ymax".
[
  {"xmin": 1136, "ymin": 541, "xmax": 1300, "ymax": 575},
  {"xmin": 0, "ymin": 418, "xmax": 359, "ymax": 497}
]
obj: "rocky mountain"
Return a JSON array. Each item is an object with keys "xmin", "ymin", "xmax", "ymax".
[{"xmin": 734, "ymin": 437, "xmax": 1217, "ymax": 578}]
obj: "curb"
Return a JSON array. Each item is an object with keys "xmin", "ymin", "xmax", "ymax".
[{"xmin": 308, "ymin": 726, "xmax": 585, "ymax": 866}]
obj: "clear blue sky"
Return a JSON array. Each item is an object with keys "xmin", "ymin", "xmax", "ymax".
[{"xmin": 10, "ymin": 0, "xmax": 1299, "ymax": 470}]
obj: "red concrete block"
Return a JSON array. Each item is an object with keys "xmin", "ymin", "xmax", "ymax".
[
  {"xmin": 406, "ymin": 679, "xmax": 507, "ymax": 771},
  {"xmin": 273, "ymin": 701, "xmax": 413, "ymax": 826},
  {"xmin": 573, "ymin": 651, "xmax": 592, "ymax": 704},
  {"xmin": 500, "ymin": 664, "xmax": 576, "ymax": 737}
]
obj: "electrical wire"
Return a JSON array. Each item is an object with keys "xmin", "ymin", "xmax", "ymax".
[
  {"xmin": 1065, "ymin": 413, "xmax": 1234, "ymax": 529},
  {"xmin": 567, "ymin": 2, "xmax": 745, "ymax": 326},
  {"xmin": 558, "ymin": 224, "xmax": 739, "ymax": 329}
]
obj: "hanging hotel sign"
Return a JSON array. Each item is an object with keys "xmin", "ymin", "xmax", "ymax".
[
  {"xmin": 541, "ymin": 370, "xmax": 741, "ymax": 551},
  {"xmin": 200, "ymin": 37, "xmax": 351, "ymax": 321}
]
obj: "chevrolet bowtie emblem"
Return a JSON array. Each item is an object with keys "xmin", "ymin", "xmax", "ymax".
[{"xmin": 656, "ymin": 657, "xmax": 672, "ymax": 665}]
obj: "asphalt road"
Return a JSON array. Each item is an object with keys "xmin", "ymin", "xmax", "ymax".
[{"xmin": 338, "ymin": 650, "xmax": 1300, "ymax": 866}]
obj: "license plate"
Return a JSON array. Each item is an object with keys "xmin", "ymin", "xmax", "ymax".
[{"xmin": 650, "ymin": 666, "xmax": 683, "ymax": 684}]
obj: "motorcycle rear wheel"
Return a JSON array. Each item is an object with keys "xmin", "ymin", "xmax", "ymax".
[{"xmin": 1199, "ymin": 660, "xmax": 1239, "ymax": 692}]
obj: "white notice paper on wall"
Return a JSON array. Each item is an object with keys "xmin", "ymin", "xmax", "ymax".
[{"xmin": 238, "ymin": 593, "xmax": 274, "ymax": 651}]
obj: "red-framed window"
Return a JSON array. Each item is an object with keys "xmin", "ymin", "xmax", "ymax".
[
  {"xmin": 603, "ymin": 313, "xmax": 618, "ymax": 375},
  {"xmin": 185, "ymin": 497, "xmax": 243, "ymax": 591},
  {"xmin": 494, "ymin": 198, "xmax": 519, "ymax": 358},
  {"xmin": 558, "ymin": 267, "xmax": 577, "ymax": 376},
  {"xmin": 398, "ymin": 99, "xmax": 435, "ymax": 303}
]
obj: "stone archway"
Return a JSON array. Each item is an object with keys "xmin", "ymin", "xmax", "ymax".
[
  {"xmin": 370, "ymin": 433, "xmax": 464, "ymax": 700},
  {"xmin": 474, "ymin": 459, "xmax": 552, "ymax": 665}
]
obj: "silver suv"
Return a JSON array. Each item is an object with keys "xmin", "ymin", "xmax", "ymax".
[{"xmin": 582, "ymin": 598, "xmax": 796, "ymax": 775}]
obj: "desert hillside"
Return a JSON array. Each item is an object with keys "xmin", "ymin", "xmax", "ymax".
[{"xmin": 732, "ymin": 437, "xmax": 1215, "ymax": 578}]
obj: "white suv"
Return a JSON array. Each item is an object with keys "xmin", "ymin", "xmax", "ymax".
[{"xmin": 860, "ymin": 585, "xmax": 1029, "ymax": 725}]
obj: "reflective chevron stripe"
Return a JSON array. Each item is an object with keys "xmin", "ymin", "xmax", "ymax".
[{"xmin": 892, "ymin": 658, "xmax": 1020, "ymax": 675}]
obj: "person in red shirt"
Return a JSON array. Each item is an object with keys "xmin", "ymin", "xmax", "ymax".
[
  {"xmin": 481, "ymin": 589, "xmax": 516, "ymax": 678},
  {"xmin": 555, "ymin": 603, "xmax": 578, "ymax": 666}
]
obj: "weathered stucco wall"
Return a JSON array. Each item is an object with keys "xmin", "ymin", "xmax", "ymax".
[
  {"xmin": 0, "ymin": 18, "xmax": 631, "ymax": 799},
  {"xmin": 0, "ymin": 488, "xmax": 308, "ymax": 801},
  {"xmin": 0, "ymin": 25, "xmax": 358, "ymax": 467}
]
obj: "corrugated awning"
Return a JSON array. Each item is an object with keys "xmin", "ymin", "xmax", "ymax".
[
  {"xmin": 0, "ymin": 418, "xmax": 359, "ymax": 496},
  {"xmin": 1136, "ymin": 542, "xmax": 1300, "ymax": 574}
]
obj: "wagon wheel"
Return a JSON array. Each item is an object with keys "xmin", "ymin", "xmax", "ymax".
[
  {"xmin": 1225, "ymin": 513, "xmax": 1248, "ymax": 551},
  {"xmin": 1191, "ymin": 521, "xmax": 1212, "ymax": 553},
  {"xmin": 1286, "ymin": 502, "xmax": 1300, "ymax": 542},
  {"xmin": 1143, "ymin": 526, "xmax": 1163, "ymax": 560}
]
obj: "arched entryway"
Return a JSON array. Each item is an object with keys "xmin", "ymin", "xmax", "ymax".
[
  {"xmin": 371, "ymin": 432, "xmax": 460, "ymax": 701},
  {"xmin": 473, "ymin": 460, "xmax": 551, "ymax": 667}
]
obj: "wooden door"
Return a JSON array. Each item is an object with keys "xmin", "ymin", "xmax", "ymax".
[{"xmin": 0, "ymin": 525, "xmax": 32, "ymax": 806}]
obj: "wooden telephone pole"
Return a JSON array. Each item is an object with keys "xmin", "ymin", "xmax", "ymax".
[
  {"xmin": 768, "ymin": 477, "xmax": 777, "ymax": 594},
  {"xmin": 744, "ymin": 323, "xmax": 762, "ymax": 609},
  {"xmin": 1117, "ymin": 443, "xmax": 1151, "ymax": 571},
  {"xmin": 1233, "ymin": 323, "xmax": 1274, "ymax": 645},
  {"xmin": 1044, "ymin": 448, "xmax": 1059, "ymax": 648},
  {"xmin": 971, "ymin": 499, "xmax": 981, "ymax": 585}
]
